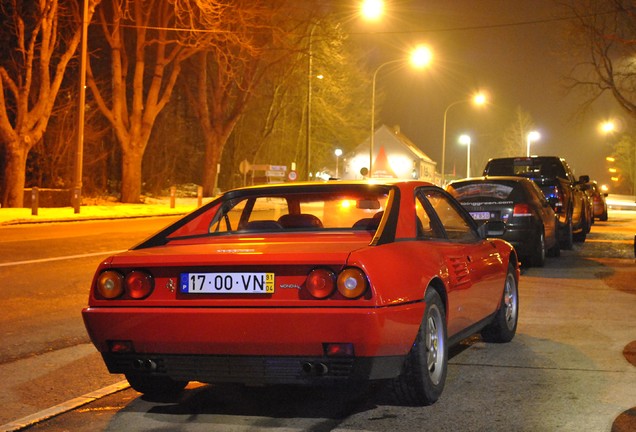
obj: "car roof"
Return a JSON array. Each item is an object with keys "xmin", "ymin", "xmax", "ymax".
[
  {"xmin": 448, "ymin": 176, "xmax": 534, "ymax": 185},
  {"xmin": 486, "ymin": 156, "xmax": 565, "ymax": 163},
  {"xmin": 224, "ymin": 179, "xmax": 437, "ymax": 194}
]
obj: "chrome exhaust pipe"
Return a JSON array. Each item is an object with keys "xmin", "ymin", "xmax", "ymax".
[
  {"xmin": 301, "ymin": 361, "xmax": 328, "ymax": 376},
  {"xmin": 144, "ymin": 359, "xmax": 157, "ymax": 371},
  {"xmin": 315, "ymin": 363, "xmax": 328, "ymax": 376},
  {"xmin": 302, "ymin": 362, "xmax": 315, "ymax": 375}
]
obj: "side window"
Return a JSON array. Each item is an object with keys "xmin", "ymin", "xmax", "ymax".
[
  {"xmin": 415, "ymin": 196, "xmax": 444, "ymax": 240},
  {"xmin": 210, "ymin": 199, "xmax": 245, "ymax": 232},
  {"xmin": 419, "ymin": 189, "xmax": 479, "ymax": 242}
]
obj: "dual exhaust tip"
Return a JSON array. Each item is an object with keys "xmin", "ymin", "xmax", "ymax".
[
  {"xmin": 133, "ymin": 358, "xmax": 157, "ymax": 371},
  {"xmin": 302, "ymin": 361, "xmax": 329, "ymax": 376},
  {"xmin": 132, "ymin": 358, "xmax": 330, "ymax": 377}
]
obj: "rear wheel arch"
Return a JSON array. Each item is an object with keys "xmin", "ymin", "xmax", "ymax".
[{"xmin": 427, "ymin": 277, "xmax": 447, "ymax": 315}]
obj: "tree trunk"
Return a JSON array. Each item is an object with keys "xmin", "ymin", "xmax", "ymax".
[
  {"xmin": 202, "ymin": 133, "xmax": 223, "ymax": 196},
  {"xmin": 120, "ymin": 146, "xmax": 144, "ymax": 203},
  {"xmin": 1, "ymin": 143, "xmax": 29, "ymax": 208}
]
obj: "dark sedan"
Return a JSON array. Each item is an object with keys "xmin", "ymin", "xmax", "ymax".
[{"xmin": 447, "ymin": 176, "xmax": 560, "ymax": 267}]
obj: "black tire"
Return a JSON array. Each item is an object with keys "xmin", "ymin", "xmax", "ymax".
[
  {"xmin": 547, "ymin": 241, "xmax": 560, "ymax": 257},
  {"xmin": 481, "ymin": 264, "xmax": 518, "ymax": 343},
  {"xmin": 529, "ymin": 229, "xmax": 545, "ymax": 267},
  {"xmin": 125, "ymin": 373, "xmax": 188, "ymax": 396},
  {"xmin": 600, "ymin": 209, "xmax": 608, "ymax": 222},
  {"xmin": 391, "ymin": 288, "xmax": 447, "ymax": 406},
  {"xmin": 560, "ymin": 218, "xmax": 574, "ymax": 250},
  {"xmin": 573, "ymin": 213, "xmax": 587, "ymax": 242}
]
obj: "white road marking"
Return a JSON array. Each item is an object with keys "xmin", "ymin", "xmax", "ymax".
[
  {"xmin": 0, "ymin": 250, "xmax": 126, "ymax": 268},
  {"xmin": 0, "ymin": 380, "xmax": 130, "ymax": 432}
]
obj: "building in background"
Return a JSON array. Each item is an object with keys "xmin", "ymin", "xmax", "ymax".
[{"xmin": 340, "ymin": 125, "xmax": 438, "ymax": 183}]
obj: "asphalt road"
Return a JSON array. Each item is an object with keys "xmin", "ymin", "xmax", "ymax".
[{"xmin": 1, "ymin": 213, "xmax": 635, "ymax": 431}]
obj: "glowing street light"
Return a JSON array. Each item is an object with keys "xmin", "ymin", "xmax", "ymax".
[
  {"xmin": 370, "ymin": 45, "xmax": 433, "ymax": 176},
  {"xmin": 459, "ymin": 134, "xmax": 472, "ymax": 178},
  {"xmin": 600, "ymin": 120, "xmax": 616, "ymax": 134},
  {"xmin": 526, "ymin": 130, "xmax": 541, "ymax": 157},
  {"xmin": 335, "ymin": 148, "xmax": 343, "ymax": 178},
  {"xmin": 441, "ymin": 92, "xmax": 487, "ymax": 185},
  {"xmin": 360, "ymin": 0, "xmax": 383, "ymax": 21}
]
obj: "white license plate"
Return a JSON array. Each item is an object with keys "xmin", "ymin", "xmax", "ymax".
[
  {"xmin": 180, "ymin": 272, "xmax": 275, "ymax": 294},
  {"xmin": 470, "ymin": 211, "xmax": 491, "ymax": 220}
]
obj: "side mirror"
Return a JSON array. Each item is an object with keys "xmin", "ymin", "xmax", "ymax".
[
  {"xmin": 478, "ymin": 220, "xmax": 506, "ymax": 238},
  {"xmin": 578, "ymin": 175, "xmax": 590, "ymax": 184}
]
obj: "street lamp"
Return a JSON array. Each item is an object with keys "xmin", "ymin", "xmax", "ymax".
[
  {"xmin": 360, "ymin": 0, "xmax": 383, "ymax": 20},
  {"xmin": 526, "ymin": 130, "xmax": 541, "ymax": 157},
  {"xmin": 459, "ymin": 134, "xmax": 471, "ymax": 178},
  {"xmin": 335, "ymin": 148, "xmax": 343, "ymax": 178},
  {"xmin": 370, "ymin": 45, "xmax": 432, "ymax": 176},
  {"xmin": 441, "ymin": 92, "xmax": 487, "ymax": 185},
  {"xmin": 308, "ymin": 2, "xmax": 385, "ymax": 181},
  {"xmin": 600, "ymin": 120, "xmax": 616, "ymax": 135}
]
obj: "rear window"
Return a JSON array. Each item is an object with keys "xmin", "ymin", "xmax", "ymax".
[
  {"xmin": 485, "ymin": 157, "xmax": 566, "ymax": 178},
  {"xmin": 165, "ymin": 185, "xmax": 391, "ymax": 239},
  {"xmin": 447, "ymin": 182, "xmax": 523, "ymax": 202}
]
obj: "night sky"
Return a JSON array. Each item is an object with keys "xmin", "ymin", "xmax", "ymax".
[{"xmin": 350, "ymin": 0, "xmax": 622, "ymax": 187}]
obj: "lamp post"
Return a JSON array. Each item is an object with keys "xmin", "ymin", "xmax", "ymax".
[
  {"xmin": 305, "ymin": 23, "xmax": 318, "ymax": 181},
  {"xmin": 441, "ymin": 92, "xmax": 487, "ymax": 186},
  {"xmin": 459, "ymin": 134, "xmax": 471, "ymax": 178},
  {"xmin": 526, "ymin": 130, "xmax": 541, "ymax": 157},
  {"xmin": 370, "ymin": 45, "xmax": 432, "ymax": 177},
  {"xmin": 73, "ymin": 0, "xmax": 90, "ymax": 214},
  {"xmin": 335, "ymin": 148, "xmax": 343, "ymax": 178},
  {"xmin": 308, "ymin": 2, "xmax": 385, "ymax": 181}
]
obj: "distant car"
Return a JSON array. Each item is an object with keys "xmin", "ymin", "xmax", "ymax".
[
  {"xmin": 447, "ymin": 176, "xmax": 560, "ymax": 267},
  {"xmin": 483, "ymin": 156, "xmax": 591, "ymax": 249},
  {"xmin": 82, "ymin": 180, "xmax": 519, "ymax": 406},
  {"xmin": 582, "ymin": 181, "xmax": 608, "ymax": 221}
]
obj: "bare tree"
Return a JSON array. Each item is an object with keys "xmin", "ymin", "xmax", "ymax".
[
  {"xmin": 87, "ymin": 0, "xmax": 200, "ymax": 203},
  {"xmin": 194, "ymin": 7, "xmax": 371, "ymax": 191},
  {"xmin": 0, "ymin": 0, "xmax": 99, "ymax": 208},
  {"xmin": 500, "ymin": 106, "xmax": 536, "ymax": 157},
  {"xmin": 564, "ymin": 0, "xmax": 636, "ymax": 116},
  {"xmin": 175, "ymin": 0, "xmax": 304, "ymax": 196},
  {"xmin": 610, "ymin": 132, "xmax": 636, "ymax": 193}
]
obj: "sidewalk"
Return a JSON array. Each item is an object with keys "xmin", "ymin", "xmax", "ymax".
[{"xmin": 0, "ymin": 197, "xmax": 210, "ymax": 226}]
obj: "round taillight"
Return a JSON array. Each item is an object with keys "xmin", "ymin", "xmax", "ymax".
[
  {"xmin": 97, "ymin": 271, "xmax": 124, "ymax": 299},
  {"xmin": 306, "ymin": 268, "xmax": 336, "ymax": 299},
  {"xmin": 125, "ymin": 271, "xmax": 154, "ymax": 299},
  {"xmin": 337, "ymin": 268, "xmax": 368, "ymax": 299}
]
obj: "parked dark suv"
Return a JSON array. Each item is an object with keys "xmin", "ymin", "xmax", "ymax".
[{"xmin": 482, "ymin": 156, "xmax": 591, "ymax": 249}]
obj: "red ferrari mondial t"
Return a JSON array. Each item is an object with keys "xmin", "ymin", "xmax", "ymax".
[{"xmin": 82, "ymin": 180, "xmax": 519, "ymax": 405}]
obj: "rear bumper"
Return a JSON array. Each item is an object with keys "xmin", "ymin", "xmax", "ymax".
[
  {"xmin": 100, "ymin": 352, "xmax": 405, "ymax": 385},
  {"xmin": 500, "ymin": 225, "xmax": 538, "ymax": 256},
  {"xmin": 83, "ymin": 303, "xmax": 424, "ymax": 384}
]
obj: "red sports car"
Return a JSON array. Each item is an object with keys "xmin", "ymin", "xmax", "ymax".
[{"xmin": 82, "ymin": 180, "xmax": 519, "ymax": 406}]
